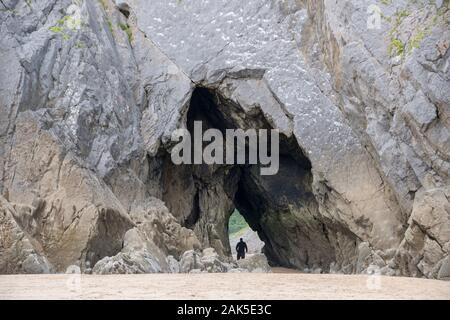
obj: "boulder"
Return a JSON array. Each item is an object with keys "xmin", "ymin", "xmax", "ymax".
[
  {"xmin": 236, "ymin": 254, "xmax": 271, "ymax": 273},
  {"xmin": 166, "ymin": 256, "xmax": 180, "ymax": 273},
  {"xmin": 179, "ymin": 248, "xmax": 233, "ymax": 273},
  {"xmin": 92, "ymin": 251, "xmax": 162, "ymax": 274},
  {"xmin": 92, "ymin": 228, "xmax": 168, "ymax": 274},
  {"xmin": 179, "ymin": 250, "xmax": 204, "ymax": 273}
]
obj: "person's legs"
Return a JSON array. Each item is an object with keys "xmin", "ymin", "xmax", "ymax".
[{"xmin": 237, "ymin": 252, "xmax": 243, "ymax": 260}]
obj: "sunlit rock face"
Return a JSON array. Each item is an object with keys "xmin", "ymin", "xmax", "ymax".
[{"xmin": 0, "ymin": 0, "xmax": 448, "ymax": 278}]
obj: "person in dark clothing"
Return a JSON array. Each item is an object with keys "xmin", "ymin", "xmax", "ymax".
[{"xmin": 236, "ymin": 238, "xmax": 248, "ymax": 260}]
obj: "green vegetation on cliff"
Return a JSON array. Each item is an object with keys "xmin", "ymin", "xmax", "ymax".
[{"xmin": 228, "ymin": 210, "xmax": 249, "ymax": 235}]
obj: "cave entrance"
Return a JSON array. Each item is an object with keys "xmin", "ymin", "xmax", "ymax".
[
  {"xmin": 228, "ymin": 209, "xmax": 265, "ymax": 258},
  {"xmin": 160, "ymin": 86, "xmax": 354, "ymax": 272}
]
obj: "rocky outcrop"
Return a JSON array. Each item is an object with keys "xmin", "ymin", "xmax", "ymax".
[
  {"xmin": 93, "ymin": 198, "xmax": 201, "ymax": 274},
  {"xmin": 229, "ymin": 227, "xmax": 265, "ymax": 254},
  {"xmin": 0, "ymin": 0, "xmax": 448, "ymax": 278},
  {"xmin": 299, "ymin": 0, "xmax": 450, "ymax": 277},
  {"xmin": 0, "ymin": 196, "xmax": 52, "ymax": 273},
  {"xmin": 179, "ymin": 248, "xmax": 232, "ymax": 273},
  {"xmin": 394, "ymin": 187, "xmax": 450, "ymax": 278},
  {"xmin": 177, "ymin": 248, "xmax": 270, "ymax": 273},
  {"xmin": 1, "ymin": 111, "xmax": 134, "ymax": 272},
  {"xmin": 92, "ymin": 228, "xmax": 163, "ymax": 274}
]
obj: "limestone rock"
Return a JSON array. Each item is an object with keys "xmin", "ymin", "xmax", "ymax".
[
  {"xmin": 410, "ymin": 187, "xmax": 450, "ymax": 250},
  {"xmin": 92, "ymin": 251, "xmax": 161, "ymax": 275},
  {"xmin": 437, "ymin": 256, "xmax": 450, "ymax": 281},
  {"xmin": 166, "ymin": 255, "xmax": 180, "ymax": 274},
  {"xmin": 0, "ymin": 0, "xmax": 448, "ymax": 278},
  {"xmin": 228, "ymin": 268, "xmax": 247, "ymax": 273},
  {"xmin": 356, "ymin": 242, "xmax": 386, "ymax": 273},
  {"xmin": 0, "ymin": 197, "xmax": 52, "ymax": 274},
  {"xmin": 179, "ymin": 250, "xmax": 204, "ymax": 273},
  {"xmin": 236, "ymin": 254, "xmax": 271, "ymax": 273},
  {"xmin": 92, "ymin": 228, "xmax": 163, "ymax": 274},
  {"xmin": 129, "ymin": 198, "xmax": 201, "ymax": 260},
  {"xmin": 179, "ymin": 248, "xmax": 233, "ymax": 273}
]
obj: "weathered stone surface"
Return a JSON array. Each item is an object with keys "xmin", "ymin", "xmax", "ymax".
[
  {"xmin": 229, "ymin": 227, "xmax": 264, "ymax": 255},
  {"xmin": 166, "ymin": 255, "xmax": 180, "ymax": 274},
  {"xmin": 1, "ymin": 112, "xmax": 134, "ymax": 272},
  {"xmin": 0, "ymin": 0, "xmax": 448, "ymax": 277},
  {"xmin": 93, "ymin": 200, "xmax": 202, "ymax": 274},
  {"xmin": 410, "ymin": 187, "xmax": 450, "ymax": 249},
  {"xmin": 437, "ymin": 256, "xmax": 450, "ymax": 280},
  {"xmin": 179, "ymin": 250, "xmax": 205, "ymax": 273},
  {"xmin": 0, "ymin": 196, "xmax": 52, "ymax": 274},
  {"xmin": 236, "ymin": 254, "xmax": 271, "ymax": 273},
  {"xmin": 179, "ymin": 248, "xmax": 236, "ymax": 273},
  {"xmin": 355, "ymin": 242, "xmax": 386, "ymax": 274},
  {"xmin": 129, "ymin": 198, "xmax": 202, "ymax": 259},
  {"xmin": 92, "ymin": 228, "xmax": 163, "ymax": 274}
]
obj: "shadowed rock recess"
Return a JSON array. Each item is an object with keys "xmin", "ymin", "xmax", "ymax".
[{"xmin": 0, "ymin": 0, "xmax": 449, "ymax": 278}]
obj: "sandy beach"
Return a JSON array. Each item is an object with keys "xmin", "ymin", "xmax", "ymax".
[{"xmin": 0, "ymin": 273, "xmax": 448, "ymax": 300}]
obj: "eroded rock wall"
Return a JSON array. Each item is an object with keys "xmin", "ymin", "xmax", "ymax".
[
  {"xmin": 0, "ymin": 0, "xmax": 448, "ymax": 278},
  {"xmin": 300, "ymin": 0, "xmax": 450, "ymax": 277}
]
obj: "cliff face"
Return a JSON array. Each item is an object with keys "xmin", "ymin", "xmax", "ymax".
[{"xmin": 0, "ymin": 0, "xmax": 448, "ymax": 278}]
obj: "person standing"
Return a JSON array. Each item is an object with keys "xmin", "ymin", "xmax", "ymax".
[{"xmin": 236, "ymin": 238, "xmax": 248, "ymax": 260}]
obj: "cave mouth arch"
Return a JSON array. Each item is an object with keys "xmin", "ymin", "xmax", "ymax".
[
  {"xmin": 159, "ymin": 86, "xmax": 357, "ymax": 271},
  {"xmin": 228, "ymin": 209, "xmax": 265, "ymax": 257}
]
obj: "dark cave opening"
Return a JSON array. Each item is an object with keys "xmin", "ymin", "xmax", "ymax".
[
  {"xmin": 160, "ymin": 86, "xmax": 343, "ymax": 270},
  {"xmin": 227, "ymin": 209, "xmax": 265, "ymax": 257}
]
